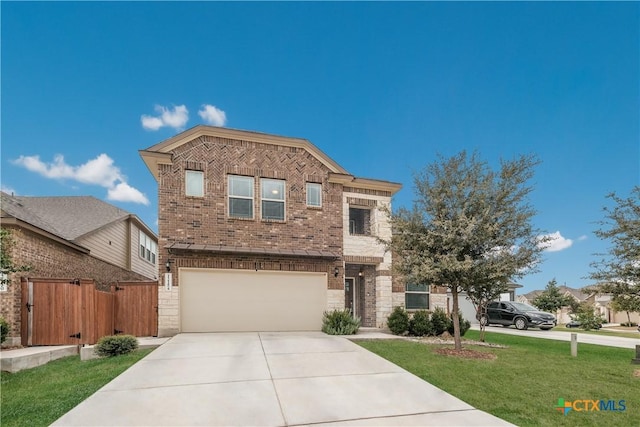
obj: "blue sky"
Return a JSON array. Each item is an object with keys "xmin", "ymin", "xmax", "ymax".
[{"xmin": 2, "ymin": 2, "xmax": 638, "ymax": 294}]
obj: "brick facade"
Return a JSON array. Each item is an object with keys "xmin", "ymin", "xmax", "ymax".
[
  {"xmin": 0, "ymin": 225, "xmax": 151, "ymax": 345},
  {"xmin": 143, "ymin": 126, "xmax": 402, "ymax": 334}
]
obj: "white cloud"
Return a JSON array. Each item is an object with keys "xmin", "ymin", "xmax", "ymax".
[
  {"xmin": 108, "ymin": 182, "xmax": 149, "ymax": 205},
  {"xmin": 198, "ymin": 104, "xmax": 227, "ymax": 127},
  {"xmin": 13, "ymin": 153, "xmax": 149, "ymax": 205},
  {"xmin": 577, "ymin": 235, "xmax": 588, "ymax": 241},
  {"xmin": 141, "ymin": 105, "xmax": 189, "ymax": 131},
  {"xmin": 537, "ymin": 231, "xmax": 573, "ymax": 252}
]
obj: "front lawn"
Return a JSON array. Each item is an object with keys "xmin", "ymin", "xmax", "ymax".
[
  {"xmin": 357, "ymin": 331, "xmax": 639, "ymax": 427},
  {"xmin": 1, "ymin": 349, "xmax": 152, "ymax": 427}
]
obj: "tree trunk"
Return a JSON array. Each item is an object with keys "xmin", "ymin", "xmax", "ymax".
[
  {"xmin": 626, "ymin": 311, "xmax": 631, "ymax": 326},
  {"xmin": 451, "ymin": 286, "xmax": 462, "ymax": 350},
  {"xmin": 478, "ymin": 304, "xmax": 486, "ymax": 342}
]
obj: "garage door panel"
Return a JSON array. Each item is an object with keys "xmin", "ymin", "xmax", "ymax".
[{"xmin": 180, "ymin": 269, "xmax": 327, "ymax": 332}]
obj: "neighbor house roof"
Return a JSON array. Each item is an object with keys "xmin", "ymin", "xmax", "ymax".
[
  {"xmin": 559, "ymin": 286, "xmax": 589, "ymax": 302},
  {"xmin": 0, "ymin": 192, "xmax": 156, "ymax": 248},
  {"xmin": 140, "ymin": 125, "xmax": 402, "ymax": 195}
]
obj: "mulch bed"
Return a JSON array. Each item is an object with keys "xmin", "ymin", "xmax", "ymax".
[{"xmin": 433, "ymin": 347, "xmax": 498, "ymax": 360}]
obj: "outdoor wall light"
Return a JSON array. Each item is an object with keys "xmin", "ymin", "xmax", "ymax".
[
  {"xmin": 165, "ymin": 259, "xmax": 174, "ymax": 272},
  {"xmin": 358, "ymin": 268, "xmax": 364, "ymax": 277},
  {"xmin": 334, "ymin": 267, "xmax": 339, "ymax": 277}
]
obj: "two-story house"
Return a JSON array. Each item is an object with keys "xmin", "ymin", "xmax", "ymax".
[
  {"xmin": 0, "ymin": 192, "xmax": 158, "ymax": 346},
  {"xmin": 140, "ymin": 125, "xmax": 401, "ymax": 336}
]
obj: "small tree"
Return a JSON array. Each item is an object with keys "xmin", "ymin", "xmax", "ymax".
[
  {"xmin": 0, "ymin": 228, "xmax": 30, "ymax": 289},
  {"xmin": 532, "ymin": 278, "xmax": 573, "ymax": 314},
  {"xmin": 572, "ymin": 302, "xmax": 605, "ymax": 331},
  {"xmin": 386, "ymin": 151, "xmax": 546, "ymax": 350},
  {"xmin": 589, "ymin": 187, "xmax": 640, "ymax": 323}
]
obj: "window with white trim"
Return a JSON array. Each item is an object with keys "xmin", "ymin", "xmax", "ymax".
[
  {"xmin": 261, "ymin": 178, "xmax": 285, "ymax": 220},
  {"xmin": 139, "ymin": 230, "xmax": 157, "ymax": 264},
  {"xmin": 405, "ymin": 283, "xmax": 429, "ymax": 310},
  {"xmin": 185, "ymin": 170, "xmax": 204, "ymax": 197},
  {"xmin": 306, "ymin": 183, "xmax": 322, "ymax": 207},
  {"xmin": 228, "ymin": 175, "xmax": 254, "ymax": 218}
]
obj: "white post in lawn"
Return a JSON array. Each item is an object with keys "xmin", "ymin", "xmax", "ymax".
[{"xmin": 571, "ymin": 333, "xmax": 578, "ymax": 357}]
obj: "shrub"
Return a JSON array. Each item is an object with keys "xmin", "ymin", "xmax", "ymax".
[
  {"xmin": 573, "ymin": 302, "xmax": 605, "ymax": 331},
  {"xmin": 621, "ymin": 322, "xmax": 638, "ymax": 327},
  {"xmin": 447, "ymin": 312, "xmax": 471, "ymax": 336},
  {"xmin": 387, "ymin": 306, "xmax": 410, "ymax": 335},
  {"xmin": 0, "ymin": 317, "xmax": 8, "ymax": 344},
  {"xmin": 409, "ymin": 310, "xmax": 433, "ymax": 336},
  {"xmin": 94, "ymin": 335, "xmax": 139, "ymax": 357},
  {"xmin": 322, "ymin": 309, "xmax": 361, "ymax": 335},
  {"xmin": 430, "ymin": 307, "xmax": 449, "ymax": 336}
]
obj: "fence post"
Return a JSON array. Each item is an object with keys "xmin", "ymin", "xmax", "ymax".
[
  {"xmin": 632, "ymin": 345, "xmax": 640, "ymax": 364},
  {"xmin": 571, "ymin": 333, "xmax": 577, "ymax": 357}
]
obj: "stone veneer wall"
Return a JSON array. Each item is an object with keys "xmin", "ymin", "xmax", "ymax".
[{"xmin": 0, "ymin": 225, "xmax": 151, "ymax": 346}]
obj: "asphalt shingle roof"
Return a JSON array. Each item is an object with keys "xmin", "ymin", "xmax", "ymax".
[{"xmin": 1, "ymin": 192, "xmax": 130, "ymax": 241}]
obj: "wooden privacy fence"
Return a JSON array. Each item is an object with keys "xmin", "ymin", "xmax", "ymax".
[{"xmin": 21, "ymin": 278, "xmax": 157, "ymax": 346}]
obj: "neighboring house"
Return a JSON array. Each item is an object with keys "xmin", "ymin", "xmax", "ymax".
[
  {"xmin": 140, "ymin": 125, "xmax": 402, "ymax": 336},
  {"xmin": 0, "ymin": 192, "xmax": 158, "ymax": 346},
  {"xmin": 519, "ymin": 284, "xmax": 640, "ymax": 324}
]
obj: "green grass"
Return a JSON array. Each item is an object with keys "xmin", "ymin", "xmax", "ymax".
[
  {"xmin": 1, "ymin": 349, "xmax": 152, "ymax": 427},
  {"xmin": 552, "ymin": 326, "xmax": 640, "ymax": 339},
  {"xmin": 357, "ymin": 331, "xmax": 639, "ymax": 427}
]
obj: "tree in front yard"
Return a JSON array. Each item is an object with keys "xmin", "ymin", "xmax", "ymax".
[
  {"xmin": 589, "ymin": 186, "xmax": 640, "ymax": 325},
  {"xmin": 572, "ymin": 302, "xmax": 605, "ymax": 331},
  {"xmin": 0, "ymin": 228, "xmax": 30, "ymax": 289},
  {"xmin": 532, "ymin": 278, "xmax": 575, "ymax": 315},
  {"xmin": 385, "ymin": 151, "xmax": 547, "ymax": 350}
]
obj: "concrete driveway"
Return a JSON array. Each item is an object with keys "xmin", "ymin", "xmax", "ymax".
[{"xmin": 53, "ymin": 332, "xmax": 511, "ymax": 426}]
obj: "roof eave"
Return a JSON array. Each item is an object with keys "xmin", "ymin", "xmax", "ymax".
[{"xmin": 0, "ymin": 217, "xmax": 90, "ymax": 254}]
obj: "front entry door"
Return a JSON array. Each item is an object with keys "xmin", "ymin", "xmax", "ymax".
[{"xmin": 345, "ymin": 278, "xmax": 355, "ymax": 315}]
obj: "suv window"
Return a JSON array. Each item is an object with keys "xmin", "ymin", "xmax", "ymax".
[
  {"xmin": 488, "ymin": 302, "xmax": 499, "ymax": 309},
  {"xmin": 500, "ymin": 303, "xmax": 509, "ymax": 310}
]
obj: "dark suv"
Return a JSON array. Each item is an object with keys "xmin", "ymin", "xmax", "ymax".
[{"xmin": 478, "ymin": 301, "xmax": 556, "ymax": 330}]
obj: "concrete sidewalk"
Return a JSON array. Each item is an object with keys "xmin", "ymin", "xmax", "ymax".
[
  {"xmin": 53, "ymin": 332, "xmax": 512, "ymax": 426},
  {"xmin": 471, "ymin": 325, "xmax": 640, "ymax": 349}
]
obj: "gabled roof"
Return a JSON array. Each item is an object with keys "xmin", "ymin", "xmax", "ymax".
[
  {"xmin": 559, "ymin": 286, "xmax": 589, "ymax": 301},
  {"xmin": 0, "ymin": 192, "xmax": 156, "ymax": 245},
  {"xmin": 140, "ymin": 125, "xmax": 402, "ymax": 195}
]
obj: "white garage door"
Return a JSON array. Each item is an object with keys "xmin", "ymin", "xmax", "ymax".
[{"xmin": 180, "ymin": 268, "xmax": 328, "ymax": 332}]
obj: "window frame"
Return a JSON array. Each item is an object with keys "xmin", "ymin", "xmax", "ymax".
[
  {"xmin": 228, "ymin": 175, "xmax": 255, "ymax": 219},
  {"xmin": 261, "ymin": 178, "xmax": 286, "ymax": 221},
  {"xmin": 348, "ymin": 207, "xmax": 371, "ymax": 235},
  {"xmin": 185, "ymin": 170, "xmax": 204, "ymax": 197},
  {"xmin": 306, "ymin": 182, "xmax": 322, "ymax": 208},
  {"xmin": 405, "ymin": 283, "xmax": 429, "ymax": 310}
]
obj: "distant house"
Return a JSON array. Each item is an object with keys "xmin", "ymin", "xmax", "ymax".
[
  {"xmin": 0, "ymin": 192, "xmax": 157, "ymax": 346},
  {"xmin": 519, "ymin": 284, "xmax": 640, "ymax": 324}
]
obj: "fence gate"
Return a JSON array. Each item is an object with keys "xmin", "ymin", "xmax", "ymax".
[
  {"xmin": 112, "ymin": 281, "xmax": 158, "ymax": 337},
  {"xmin": 21, "ymin": 278, "xmax": 156, "ymax": 346},
  {"xmin": 20, "ymin": 278, "xmax": 96, "ymax": 346}
]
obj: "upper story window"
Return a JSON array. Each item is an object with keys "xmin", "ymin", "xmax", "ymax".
[
  {"xmin": 185, "ymin": 170, "xmax": 204, "ymax": 197},
  {"xmin": 405, "ymin": 283, "xmax": 429, "ymax": 310},
  {"xmin": 261, "ymin": 178, "xmax": 285, "ymax": 221},
  {"xmin": 306, "ymin": 183, "xmax": 322, "ymax": 207},
  {"xmin": 139, "ymin": 231, "xmax": 157, "ymax": 264},
  {"xmin": 349, "ymin": 207, "xmax": 371, "ymax": 235},
  {"xmin": 228, "ymin": 175, "xmax": 254, "ymax": 218}
]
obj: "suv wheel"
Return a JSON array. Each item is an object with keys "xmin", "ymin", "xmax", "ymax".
[
  {"xmin": 514, "ymin": 317, "xmax": 528, "ymax": 330},
  {"xmin": 479, "ymin": 315, "xmax": 489, "ymax": 326}
]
